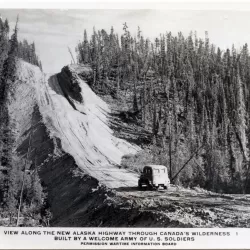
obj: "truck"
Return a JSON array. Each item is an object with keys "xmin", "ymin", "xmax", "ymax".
[{"xmin": 138, "ymin": 165, "xmax": 170, "ymax": 190}]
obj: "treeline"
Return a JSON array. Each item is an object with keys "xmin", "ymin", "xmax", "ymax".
[
  {"xmin": 18, "ymin": 39, "xmax": 42, "ymax": 69},
  {"xmin": 0, "ymin": 17, "xmax": 47, "ymax": 226},
  {"xmin": 76, "ymin": 24, "xmax": 250, "ymax": 194}
]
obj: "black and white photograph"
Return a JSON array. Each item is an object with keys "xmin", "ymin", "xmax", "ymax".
[{"xmin": 1, "ymin": 2, "xmax": 250, "ymax": 248}]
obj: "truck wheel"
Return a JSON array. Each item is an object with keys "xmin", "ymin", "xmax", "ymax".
[
  {"xmin": 164, "ymin": 186, "xmax": 167, "ymax": 190},
  {"xmin": 146, "ymin": 181, "xmax": 152, "ymax": 190},
  {"xmin": 138, "ymin": 181, "xmax": 142, "ymax": 189}
]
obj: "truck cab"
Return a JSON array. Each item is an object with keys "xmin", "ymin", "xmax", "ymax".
[{"xmin": 138, "ymin": 165, "xmax": 170, "ymax": 190}]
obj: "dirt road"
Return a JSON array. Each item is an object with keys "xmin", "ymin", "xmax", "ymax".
[
  {"xmin": 41, "ymin": 67, "xmax": 250, "ymax": 227},
  {"xmin": 111, "ymin": 185, "xmax": 250, "ymax": 227}
]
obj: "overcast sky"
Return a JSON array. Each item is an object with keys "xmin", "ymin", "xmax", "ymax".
[{"xmin": 1, "ymin": 9, "xmax": 250, "ymax": 73}]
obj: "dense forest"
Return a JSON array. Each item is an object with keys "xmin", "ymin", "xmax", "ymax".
[
  {"xmin": 76, "ymin": 24, "xmax": 250, "ymax": 194},
  {"xmin": 0, "ymin": 17, "xmax": 47, "ymax": 226},
  {"xmin": 18, "ymin": 39, "xmax": 42, "ymax": 69}
]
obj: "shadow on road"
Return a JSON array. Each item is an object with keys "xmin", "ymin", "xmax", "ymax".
[
  {"xmin": 114, "ymin": 186, "xmax": 167, "ymax": 193},
  {"xmin": 114, "ymin": 186, "xmax": 139, "ymax": 192}
]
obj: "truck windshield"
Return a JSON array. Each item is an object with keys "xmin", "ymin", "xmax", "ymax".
[{"xmin": 154, "ymin": 169, "xmax": 166, "ymax": 173}]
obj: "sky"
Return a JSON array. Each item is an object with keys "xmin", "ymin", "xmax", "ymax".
[{"xmin": 1, "ymin": 8, "xmax": 250, "ymax": 73}]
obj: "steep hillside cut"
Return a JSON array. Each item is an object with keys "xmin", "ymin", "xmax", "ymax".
[
  {"xmin": 8, "ymin": 61, "xmax": 250, "ymax": 228},
  {"xmin": 8, "ymin": 61, "xmax": 141, "ymax": 225},
  {"xmin": 39, "ymin": 65, "xmax": 140, "ymax": 188}
]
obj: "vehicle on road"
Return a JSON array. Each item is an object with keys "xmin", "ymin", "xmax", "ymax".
[{"xmin": 138, "ymin": 165, "xmax": 170, "ymax": 190}]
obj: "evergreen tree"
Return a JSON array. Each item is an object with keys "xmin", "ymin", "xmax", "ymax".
[{"xmin": 74, "ymin": 25, "xmax": 250, "ymax": 193}]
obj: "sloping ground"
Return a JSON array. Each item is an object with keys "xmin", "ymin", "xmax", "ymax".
[
  {"xmin": 7, "ymin": 61, "xmax": 250, "ymax": 227},
  {"xmin": 7, "ymin": 61, "xmax": 144, "ymax": 225},
  {"xmin": 6, "ymin": 62, "xmax": 125, "ymax": 225},
  {"xmin": 36, "ymin": 66, "xmax": 140, "ymax": 188},
  {"xmin": 56, "ymin": 185, "xmax": 250, "ymax": 227},
  {"xmin": 8, "ymin": 60, "xmax": 43, "ymax": 144},
  {"xmin": 113, "ymin": 186, "xmax": 250, "ymax": 228},
  {"xmin": 8, "ymin": 61, "xmax": 100, "ymax": 225}
]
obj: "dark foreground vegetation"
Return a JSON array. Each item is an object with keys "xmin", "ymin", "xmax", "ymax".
[{"xmin": 0, "ymin": 16, "xmax": 46, "ymax": 226}]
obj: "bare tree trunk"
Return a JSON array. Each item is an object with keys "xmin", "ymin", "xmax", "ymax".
[
  {"xmin": 16, "ymin": 129, "xmax": 33, "ymax": 226},
  {"xmin": 117, "ymin": 59, "xmax": 120, "ymax": 92},
  {"xmin": 93, "ymin": 69, "xmax": 96, "ymax": 86},
  {"xmin": 244, "ymin": 162, "xmax": 250, "ymax": 194},
  {"xmin": 143, "ymin": 75, "xmax": 147, "ymax": 127},
  {"xmin": 171, "ymin": 144, "xmax": 204, "ymax": 182},
  {"xmin": 169, "ymin": 125, "xmax": 172, "ymax": 181},
  {"xmin": 133, "ymin": 75, "xmax": 138, "ymax": 113},
  {"xmin": 117, "ymin": 70, "xmax": 120, "ymax": 91}
]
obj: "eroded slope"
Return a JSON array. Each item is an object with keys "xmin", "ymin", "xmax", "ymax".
[
  {"xmin": 8, "ymin": 61, "xmax": 250, "ymax": 228},
  {"xmin": 37, "ymin": 66, "xmax": 140, "ymax": 188}
]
